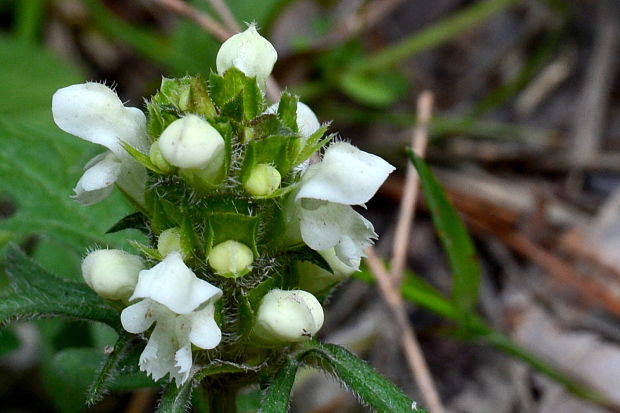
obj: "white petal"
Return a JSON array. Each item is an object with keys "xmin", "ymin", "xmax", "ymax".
[
  {"xmin": 318, "ymin": 247, "xmax": 359, "ymax": 277},
  {"xmin": 296, "ymin": 142, "xmax": 395, "ymax": 205},
  {"xmin": 296, "ymin": 102, "xmax": 320, "ymax": 139},
  {"xmin": 115, "ymin": 158, "xmax": 146, "ymax": 207},
  {"xmin": 173, "ymin": 343, "xmax": 193, "ymax": 385},
  {"xmin": 130, "ymin": 252, "xmax": 223, "ymax": 314},
  {"xmin": 120, "ymin": 299, "xmax": 157, "ymax": 334},
  {"xmin": 189, "ymin": 303, "xmax": 222, "ymax": 349},
  {"xmin": 73, "ymin": 153, "xmax": 122, "ymax": 205},
  {"xmin": 298, "ymin": 200, "xmax": 376, "ymax": 253},
  {"xmin": 52, "ymin": 82, "xmax": 147, "ymax": 156},
  {"xmin": 139, "ymin": 319, "xmax": 178, "ymax": 382}
]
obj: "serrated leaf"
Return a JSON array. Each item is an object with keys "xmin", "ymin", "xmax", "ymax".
[
  {"xmin": 0, "ymin": 111, "xmax": 138, "ymax": 260},
  {"xmin": 259, "ymin": 355, "xmax": 301, "ymax": 413},
  {"xmin": 302, "ymin": 341, "xmax": 424, "ymax": 413},
  {"xmin": 241, "ymin": 135, "xmax": 301, "ymax": 181},
  {"xmin": 408, "ymin": 151, "xmax": 481, "ymax": 316},
  {"xmin": 87, "ymin": 331, "xmax": 130, "ymax": 404},
  {"xmin": 294, "ymin": 128, "xmax": 333, "ymax": 166},
  {"xmin": 242, "ymin": 76, "xmax": 263, "ymax": 121},
  {"xmin": 206, "ymin": 212, "xmax": 259, "ymax": 256},
  {"xmin": 0, "ymin": 245, "xmax": 121, "ymax": 330},
  {"xmin": 277, "ymin": 92, "xmax": 298, "ymax": 133},
  {"xmin": 209, "ymin": 68, "xmax": 247, "ymax": 108},
  {"xmin": 122, "ymin": 141, "xmax": 167, "ymax": 174}
]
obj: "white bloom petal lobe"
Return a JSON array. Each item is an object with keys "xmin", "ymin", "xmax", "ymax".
[{"xmin": 296, "ymin": 142, "xmax": 395, "ymax": 205}]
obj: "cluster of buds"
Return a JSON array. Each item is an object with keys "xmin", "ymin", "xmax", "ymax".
[{"xmin": 52, "ymin": 25, "xmax": 394, "ymax": 385}]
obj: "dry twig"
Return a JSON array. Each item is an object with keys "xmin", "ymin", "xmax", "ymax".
[
  {"xmin": 390, "ymin": 91, "xmax": 433, "ymax": 286},
  {"xmin": 205, "ymin": 0, "xmax": 241, "ymax": 32},
  {"xmin": 365, "ymin": 248, "xmax": 446, "ymax": 413},
  {"xmin": 365, "ymin": 91, "xmax": 445, "ymax": 413},
  {"xmin": 154, "ymin": 0, "xmax": 232, "ymax": 42},
  {"xmin": 312, "ymin": 0, "xmax": 405, "ymax": 51}
]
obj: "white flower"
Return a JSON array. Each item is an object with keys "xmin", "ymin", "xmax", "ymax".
[
  {"xmin": 120, "ymin": 252, "xmax": 223, "ymax": 385},
  {"xmin": 52, "ymin": 82, "xmax": 148, "ymax": 205},
  {"xmin": 289, "ymin": 142, "xmax": 395, "ymax": 272},
  {"xmin": 253, "ymin": 289, "xmax": 324, "ymax": 343},
  {"xmin": 81, "ymin": 249, "xmax": 144, "ymax": 301},
  {"xmin": 216, "ymin": 25, "xmax": 277, "ymax": 90}
]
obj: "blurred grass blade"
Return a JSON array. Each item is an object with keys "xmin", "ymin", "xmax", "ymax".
[
  {"xmin": 260, "ymin": 355, "xmax": 301, "ymax": 413},
  {"xmin": 0, "ymin": 244, "xmax": 121, "ymax": 330},
  {"xmin": 361, "ymin": 0, "xmax": 520, "ymax": 72},
  {"xmin": 13, "ymin": 0, "xmax": 47, "ymax": 43},
  {"xmin": 302, "ymin": 341, "xmax": 425, "ymax": 413},
  {"xmin": 408, "ymin": 150, "xmax": 481, "ymax": 317}
]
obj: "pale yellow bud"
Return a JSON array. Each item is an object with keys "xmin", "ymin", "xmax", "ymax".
[
  {"xmin": 157, "ymin": 227, "xmax": 183, "ymax": 257},
  {"xmin": 244, "ymin": 164, "xmax": 281, "ymax": 197},
  {"xmin": 207, "ymin": 240, "xmax": 254, "ymax": 277}
]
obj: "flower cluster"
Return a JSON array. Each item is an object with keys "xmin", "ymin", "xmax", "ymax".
[{"xmin": 52, "ymin": 25, "xmax": 394, "ymax": 386}]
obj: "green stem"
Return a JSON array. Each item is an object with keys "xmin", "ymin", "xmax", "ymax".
[{"xmin": 207, "ymin": 385, "xmax": 239, "ymax": 413}]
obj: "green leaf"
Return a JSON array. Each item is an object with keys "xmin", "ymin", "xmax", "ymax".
[
  {"xmin": 86, "ymin": 331, "xmax": 130, "ymax": 404},
  {"xmin": 209, "ymin": 68, "xmax": 247, "ymax": 108},
  {"xmin": 0, "ymin": 35, "xmax": 81, "ymax": 117},
  {"xmin": 0, "ymin": 245, "xmax": 121, "ymax": 330},
  {"xmin": 294, "ymin": 127, "xmax": 333, "ymax": 166},
  {"xmin": 302, "ymin": 341, "xmax": 424, "ymax": 413},
  {"xmin": 340, "ymin": 68, "xmax": 408, "ymax": 107},
  {"xmin": 158, "ymin": 361, "xmax": 250, "ymax": 413},
  {"xmin": 159, "ymin": 380, "xmax": 194, "ymax": 413},
  {"xmin": 408, "ymin": 151, "xmax": 481, "ymax": 316},
  {"xmin": 206, "ymin": 212, "xmax": 259, "ymax": 256},
  {"xmin": 0, "ymin": 116, "xmax": 140, "ymax": 256},
  {"xmin": 260, "ymin": 355, "xmax": 301, "ymax": 412},
  {"xmin": 276, "ymin": 92, "xmax": 299, "ymax": 133}
]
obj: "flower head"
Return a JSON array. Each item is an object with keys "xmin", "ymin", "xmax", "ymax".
[{"xmin": 120, "ymin": 252, "xmax": 222, "ymax": 385}]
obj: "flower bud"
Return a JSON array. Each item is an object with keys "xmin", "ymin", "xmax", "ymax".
[
  {"xmin": 207, "ymin": 240, "xmax": 254, "ymax": 277},
  {"xmin": 82, "ymin": 249, "xmax": 145, "ymax": 301},
  {"xmin": 254, "ymin": 289, "xmax": 324, "ymax": 344},
  {"xmin": 216, "ymin": 25, "xmax": 277, "ymax": 89},
  {"xmin": 149, "ymin": 141, "xmax": 174, "ymax": 174},
  {"xmin": 157, "ymin": 227, "xmax": 182, "ymax": 257},
  {"xmin": 158, "ymin": 115, "xmax": 225, "ymax": 170},
  {"xmin": 244, "ymin": 164, "xmax": 281, "ymax": 197}
]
